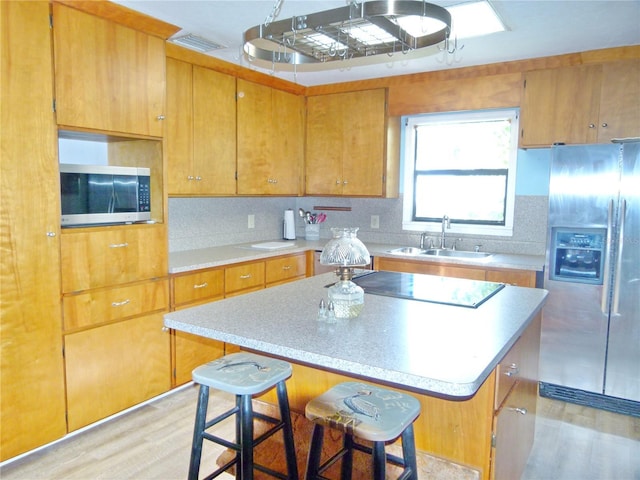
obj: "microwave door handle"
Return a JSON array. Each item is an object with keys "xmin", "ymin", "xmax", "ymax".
[
  {"xmin": 108, "ymin": 184, "xmax": 116, "ymax": 213},
  {"xmin": 601, "ymin": 199, "xmax": 614, "ymax": 314},
  {"xmin": 612, "ymin": 199, "xmax": 626, "ymax": 315}
]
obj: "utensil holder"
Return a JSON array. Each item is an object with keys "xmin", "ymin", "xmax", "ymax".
[{"xmin": 305, "ymin": 224, "xmax": 320, "ymax": 241}]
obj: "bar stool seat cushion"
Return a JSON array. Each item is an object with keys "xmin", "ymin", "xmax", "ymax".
[
  {"xmin": 192, "ymin": 351, "xmax": 292, "ymax": 395},
  {"xmin": 305, "ymin": 381, "xmax": 421, "ymax": 442}
]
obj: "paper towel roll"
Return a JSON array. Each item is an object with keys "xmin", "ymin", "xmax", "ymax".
[{"xmin": 283, "ymin": 209, "xmax": 296, "ymax": 240}]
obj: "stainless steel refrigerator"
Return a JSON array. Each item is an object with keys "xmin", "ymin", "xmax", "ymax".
[{"xmin": 540, "ymin": 141, "xmax": 640, "ymax": 415}]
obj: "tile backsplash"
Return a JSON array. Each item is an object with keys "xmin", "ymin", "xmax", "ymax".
[{"xmin": 169, "ymin": 194, "xmax": 548, "ymax": 256}]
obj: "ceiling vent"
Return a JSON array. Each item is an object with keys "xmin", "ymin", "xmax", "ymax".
[{"xmin": 169, "ymin": 34, "xmax": 225, "ymax": 53}]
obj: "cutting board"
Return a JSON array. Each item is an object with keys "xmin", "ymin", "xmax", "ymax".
[{"xmin": 250, "ymin": 242, "xmax": 295, "ymax": 250}]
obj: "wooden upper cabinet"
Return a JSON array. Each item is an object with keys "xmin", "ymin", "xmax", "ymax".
[
  {"xmin": 166, "ymin": 59, "xmax": 237, "ymax": 195},
  {"xmin": 519, "ymin": 65, "xmax": 602, "ymax": 147},
  {"xmin": 306, "ymin": 89, "xmax": 388, "ymax": 196},
  {"xmin": 236, "ymin": 79, "xmax": 304, "ymax": 195},
  {"xmin": 52, "ymin": 3, "xmax": 166, "ymax": 137},
  {"xmin": 519, "ymin": 60, "xmax": 640, "ymax": 147},
  {"xmin": 597, "ymin": 59, "xmax": 640, "ymax": 142}
]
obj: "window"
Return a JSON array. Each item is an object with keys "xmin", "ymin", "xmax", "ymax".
[{"xmin": 402, "ymin": 109, "xmax": 519, "ymax": 237}]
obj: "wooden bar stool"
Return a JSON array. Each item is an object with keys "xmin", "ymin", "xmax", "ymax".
[
  {"xmin": 305, "ymin": 382, "xmax": 421, "ymax": 480},
  {"xmin": 188, "ymin": 352, "xmax": 298, "ymax": 480}
]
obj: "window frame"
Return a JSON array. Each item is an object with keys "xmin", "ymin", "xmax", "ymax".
[{"xmin": 402, "ymin": 108, "xmax": 519, "ymax": 237}]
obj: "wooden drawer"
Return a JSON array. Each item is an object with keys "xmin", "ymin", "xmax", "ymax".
[
  {"xmin": 486, "ymin": 269, "xmax": 537, "ymax": 287},
  {"xmin": 63, "ymin": 278, "xmax": 169, "ymax": 332},
  {"xmin": 494, "ymin": 336, "xmax": 523, "ymax": 410},
  {"xmin": 172, "ymin": 268, "xmax": 224, "ymax": 307},
  {"xmin": 375, "ymin": 257, "xmax": 485, "ymax": 280},
  {"xmin": 225, "ymin": 261, "xmax": 265, "ymax": 295},
  {"xmin": 266, "ymin": 253, "xmax": 306, "ymax": 286},
  {"xmin": 61, "ymin": 225, "xmax": 167, "ymax": 293}
]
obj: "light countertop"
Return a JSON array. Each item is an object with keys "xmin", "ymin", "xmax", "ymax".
[
  {"xmin": 169, "ymin": 240, "xmax": 545, "ymax": 274},
  {"xmin": 164, "ymin": 273, "xmax": 548, "ymax": 398}
]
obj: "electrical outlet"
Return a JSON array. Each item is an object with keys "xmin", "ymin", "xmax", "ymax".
[
  {"xmin": 248, "ymin": 214, "xmax": 255, "ymax": 229},
  {"xmin": 371, "ymin": 215, "xmax": 380, "ymax": 229}
]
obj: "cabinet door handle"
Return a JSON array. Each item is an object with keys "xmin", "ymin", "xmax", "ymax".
[
  {"xmin": 601, "ymin": 123, "xmax": 608, "ymax": 128},
  {"xmin": 195, "ymin": 176, "xmax": 202, "ymax": 181},
  {"xmin": 589, "ymin": 123, "xmax": 596, "ymax": 128},
  {"xmin": 156, "ymin": 115, "xmax": 166, "ymax": 120},
  {"xmin": 193, "ymin": 282, "xmax": 208, "ymax": 289},
  {"xmin": 46, "ymin": 231, "xmax": 56, "ymax": 237},
  {"xmin": 282, "ymin": 265, "xmax": 292, "ymax": 270},
  {"xmin": 111, "ymin": 299, "xmax": 131, "ymax": 307},
  {"xmin": 504, "ymin": 363, "xmax": 520, "ymax": 377},
  {"xmin": 240, "ymin": 274, "xmax": 252, "ymax": 279},
  {"xmin": 109, "ymin": 242, "xmax": 129, "ymax": 248},
  {"xmin": 507, "ymin": 407, "xmax": 528, "ymax": 415}
]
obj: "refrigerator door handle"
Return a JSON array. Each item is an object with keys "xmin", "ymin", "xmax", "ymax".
[
  {"xmin": 601, "ymin": 199, "xmax": 614, "ymax": 314},
  {"xmin": 612, "ymin": 199, "xmax": 626, "ymax": 315}
]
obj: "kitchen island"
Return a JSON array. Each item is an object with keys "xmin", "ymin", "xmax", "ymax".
[{"xmin": 164, "ymin": 272, "xmax": 547, "ymax": 479}]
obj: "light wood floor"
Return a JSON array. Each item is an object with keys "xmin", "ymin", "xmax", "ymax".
[{"xmin": 1, "ymin": 384, "xmax": 638, "ymax": 479}]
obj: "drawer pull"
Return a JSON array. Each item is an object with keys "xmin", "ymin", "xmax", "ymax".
[
  {"xmin": 504, "ymin": 363, "xmax": 520, "ymax": 377},
  {"xmin": 283, "ymin": 265, "xmax": 292, "ymax": 270},
  {"xmin": 240, "ymin": 274, "xmax": 252, "ymax": 279},
  {"xmin": 508, "ymin": 407, "xmax": 528, "ymax": 415},
  {"xmin": 111, "ymin": 299, "xmax": 131, "ymax": 307},
  {"xmin": 109, "ymin": 242, "xmax": 129, "ymax": 248},
  {"xmin": 193, "ymin": 282, "xmax": 209, "ymax": 289}
]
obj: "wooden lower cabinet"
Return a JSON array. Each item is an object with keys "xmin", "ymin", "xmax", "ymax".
[
  {"xmin": 173, "ymin": 331, "xmax": 226, "ymax": 386},
  {"xmin": 491, "ymin": 312, "xmax": 540, "ymax": 480},
  {"xmin": 375, "ymin": 256, "xmax": 538, "ymax": 287},
  {"xmin": 64, "ymin": 313, "xmax": 171, "ymax": 432}
]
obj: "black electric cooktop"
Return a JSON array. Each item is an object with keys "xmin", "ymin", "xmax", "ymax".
[{"xmin": 351, "ymin": 270, "xmax": 505, "ymax": 308}]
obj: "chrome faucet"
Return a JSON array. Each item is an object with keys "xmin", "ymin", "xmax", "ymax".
[
  {"xmin": 420, "ymin": 232, "xmax": 433, "ymax": 249},
  {"xmin": 440, "ymin": 215, "xmax": 450, "ymax": 249}
]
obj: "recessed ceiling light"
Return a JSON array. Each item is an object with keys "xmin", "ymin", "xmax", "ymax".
[
  {"xmin": 449, "ymin": 1, "xmax": 506, "ymax": 39},
  {"xmin": 398, "ymin": 1, "xmax": 505, "ymax": 40}
]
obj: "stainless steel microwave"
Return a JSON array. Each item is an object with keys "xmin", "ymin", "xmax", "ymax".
[{"xmin": 60, "ymin": 164, "xmax": 151, "ymax": 227}]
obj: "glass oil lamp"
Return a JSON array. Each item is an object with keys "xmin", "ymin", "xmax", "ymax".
[{"xmin": 319, "ymin": 227, "xmax": 371, "ymax": 318}]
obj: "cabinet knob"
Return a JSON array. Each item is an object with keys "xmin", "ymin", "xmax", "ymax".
[
  {"xmin": 507, "ymin": 406, "xmax": 528, "ymax": 415},
  {"xmin": 588, "ymin": 123, "xmax": 596, "ymax": 128},
  {"xmin": 195, "ymin": 176, "xmax": 202, "ymax": 181},
  {"xmin": 343, "ymin": 180, "xmax": 348, "ymax": 185},
  {"xmin": 601, "ymin": 123, "xmax": 608, "ymax": 128},
  {"xmin": 504, "ymin": 363, "xmax": 520, "ymax": 377},
  {"xmin": 187, "ymin": 175, "xmax": 194, "ymax": 181},
  {"xmin": 336, "ymin": 180, "xmax": 341, "ymax": 185}
]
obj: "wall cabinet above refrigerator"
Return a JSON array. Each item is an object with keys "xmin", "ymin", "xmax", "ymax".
[{"xmin": 519, "ymin": 60, "xmax": 640, "ymax": 148}]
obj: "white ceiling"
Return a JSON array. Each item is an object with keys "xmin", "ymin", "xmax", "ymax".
[{"xmin": 114, "ymin": 0, "xmax": 640, "ymax": 86}]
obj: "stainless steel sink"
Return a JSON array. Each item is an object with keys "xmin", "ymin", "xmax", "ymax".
[
  {"xmin": 386, "ymin": 247, "xmax": 427, "ymax": 256},
  {"xmin": 422, "ymin": 249, "xmax": 493, "ymax": 259}
]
